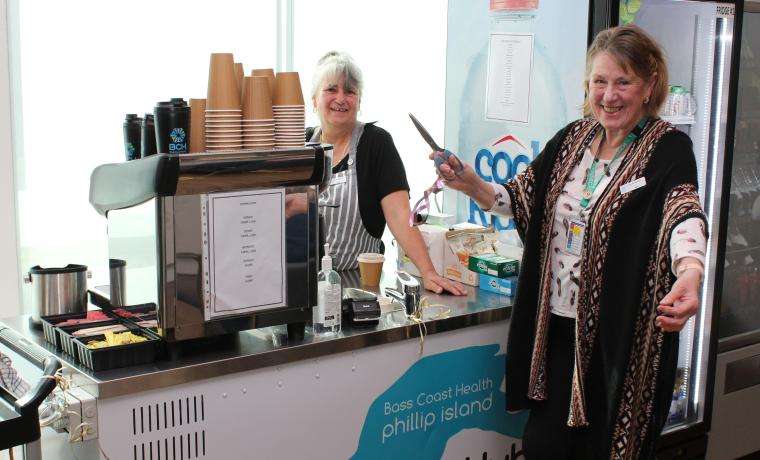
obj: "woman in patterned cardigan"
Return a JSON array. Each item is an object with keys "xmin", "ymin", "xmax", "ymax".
[{"xmin": 434, "ymin": 25, "xmax": 706, "ymax": 459}]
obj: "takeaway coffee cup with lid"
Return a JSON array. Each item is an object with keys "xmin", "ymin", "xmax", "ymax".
[
  {"xmin": 141, "ymin": 114, "xmax": 157, "ymax": 157},
  {"xmin": 123, "ymin": 114, "xmax": 142, "ymax": 161},
  {"xmin": 154, "ymin": 98, "xmax": 190, "ymax": 154},
  {"xmin": 357, "ymin": 253, "xmax": 385, "ymax": 286}
]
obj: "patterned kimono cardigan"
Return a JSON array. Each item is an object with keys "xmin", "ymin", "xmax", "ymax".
[{"xmin": 502, "ymin": 118, "xmax": 706, "ymax": 459}]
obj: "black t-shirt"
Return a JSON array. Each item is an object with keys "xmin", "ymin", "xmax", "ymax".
[{"xmin": 307, "ymin": 122, "xmax": 410, "ymax": 239}]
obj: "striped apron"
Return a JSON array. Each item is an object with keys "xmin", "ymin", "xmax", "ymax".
[{"xmin": 310, "ymin": 122, "xmax": 382, "ymax": 270}]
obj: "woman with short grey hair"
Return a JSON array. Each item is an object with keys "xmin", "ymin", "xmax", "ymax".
[
  {"xmin": 310, "ymin": 51, "xmax": 363, "ymax": 102},
  {"xmin": 303, "ymin": 51, "xmax": 464, "ymax": 294}
]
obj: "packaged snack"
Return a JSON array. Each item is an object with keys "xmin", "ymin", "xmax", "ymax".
[
  {"xmin": 443, "ymin": 226, "xmax": 498, "ymax": 286},
  {"xmin": 468, "ymin": 253, "xmax": 519, "ymax": 278},
  {"xmin": 478, "ymin": 274, "xmax": 518, "ymax": 296}
]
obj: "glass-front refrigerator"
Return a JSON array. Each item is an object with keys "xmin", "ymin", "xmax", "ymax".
[
  {"xmin": 593, "ymin": 0, "xmax": 741, "ymax": 457},
  {"xmin": 707, "ymin": 2, "xmax": 760, "ymax": 458}
]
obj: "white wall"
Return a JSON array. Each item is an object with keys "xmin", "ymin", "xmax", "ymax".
[
  {"xmin": 292, "ymin": 0, "xmax": 448, "ymax": 255},
  {"xmin": 0, "ymin": 0, "xmax": 21, "ymax": 317},
  {"xmin": 293, "ymin": 0, "xmax": 447, "ymax": 200}
]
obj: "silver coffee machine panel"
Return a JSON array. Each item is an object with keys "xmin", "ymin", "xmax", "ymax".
[{"xmin": 90, "ymin": 145, "xmax": 331, "ymax": 341}]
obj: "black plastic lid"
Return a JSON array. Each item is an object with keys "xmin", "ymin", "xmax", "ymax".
[
  {"xmin": 156, "ymin": 98, "xmax": 188, "ymax": 109},
  {"xmin": 29, "ymin": 264, "xmax": 87, "ymax": 274},
  {"xmin": 141, "ymin": 114, "xmax": 155, "ymax": 126},
  {"xmin": 124, "ymin": 114, "xmax": 143, "ymax": 126}
]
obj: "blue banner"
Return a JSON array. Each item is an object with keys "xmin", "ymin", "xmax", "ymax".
[
  {"xmin": 352, "ymin": 345, "xmax": 528, "ymax": 459},
  {"xmin": 444, "ymin": 0, "xmax": 590, "ymax": 228}
]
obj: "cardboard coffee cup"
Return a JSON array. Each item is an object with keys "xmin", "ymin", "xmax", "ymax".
[
  {"xmin": 251, "ymin": 68, "xmax": 275, "ymax": 96},
  {"xmin": 242, "ymin": 76, "xmax": 274, "ymax": 120},
  {"xmin": 189, "ymin": 98, "xmax": 206, "ymax": 153},
  {"xmin": 207, "ymin": 53, "xmax": 241, "ymax": 110},
  {"xmin": 357, "ymin": 253, "xmax": 384, "ymax": 286},
  {"xmin": 234, "ymin": 62, "xmax": 244, "ymax": 97},
  {"xmin": 273, "ymin": 71, "xmax": 305, "ymax": 106}
]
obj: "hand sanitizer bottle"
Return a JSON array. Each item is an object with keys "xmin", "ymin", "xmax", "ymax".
[{"xmin": 314, "ymin": 243, "xmax": 342, "ymax": 335}]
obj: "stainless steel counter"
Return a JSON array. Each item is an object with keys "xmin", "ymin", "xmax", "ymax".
[{"xmin": 0, "ymin": 270, "xmax": 512, "ymax": 400}]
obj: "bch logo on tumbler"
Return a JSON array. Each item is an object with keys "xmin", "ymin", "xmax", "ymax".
[
  {"xmin": 170, "ymin": 128, "xmax": 186, "ymax": 143},
  {"xmin": 169, "ymin": 128, "xmax": 187, "ymax": 152}
]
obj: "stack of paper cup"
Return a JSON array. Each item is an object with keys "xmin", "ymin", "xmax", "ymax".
[
  {"xmin": 241, "ymin": 76, "xmax": 275, "ymax": 150},
  {"xmin": 189, "ymin": 98, "xmax": 206, "ymax": 153},
  {"xmin": 272, "ymin": 71, "xmax": 305, "ymax": 149},
  {"xmin": 206, "ymin": 53, "xmax": 242, "ymax": 152}
]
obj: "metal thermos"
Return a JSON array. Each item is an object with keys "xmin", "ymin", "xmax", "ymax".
[
  {"xmin": 109, "ymin": 259, "xmax": 126, "ymax": 307},
  {"xmin": 24, "ymin": 264, "xmax": 89, "ymax": 326}
]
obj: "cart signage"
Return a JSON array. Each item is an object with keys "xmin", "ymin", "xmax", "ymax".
[{"xmin": 352, "ymin": 344, "xmax": 527, "ymax": 459}]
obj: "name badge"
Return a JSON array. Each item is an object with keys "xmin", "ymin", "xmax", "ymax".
[
  {"xmin": 565, "ymin": 218, "xmax": 585, "ymax": 256},
  {"xmin": 620, "ymin": 177, "xmax": 646, "ymax": 194},
  {"xmin": 330, "ymin": 175, "xmax": 347, "ymax": 186}
]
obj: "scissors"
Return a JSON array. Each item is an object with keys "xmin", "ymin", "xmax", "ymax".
[{"xmin": 409, "ymin": 113, "xmax": 464, "ymax": 177}]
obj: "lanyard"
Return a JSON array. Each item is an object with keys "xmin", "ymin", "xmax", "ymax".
[{"xmin": 580, "ymin": 118, "xmax": 647, "ymax": 209}]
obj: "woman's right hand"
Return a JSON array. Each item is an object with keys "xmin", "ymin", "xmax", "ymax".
[{"xmin": 429, "ymin": 151, "xmax": 496, "ymax": 210}]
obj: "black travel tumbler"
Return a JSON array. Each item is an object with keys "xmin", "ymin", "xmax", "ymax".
[
  {"xmin": 123, "ymin": 114, "xmax": 142, "ymax": 161},
  {"xmin": 141, "ymin": 114, "xmax": 157, "ymax": 157},
  {"xmin": 154, "ymin": 98, "xmax": 190, "ymax": 154}
]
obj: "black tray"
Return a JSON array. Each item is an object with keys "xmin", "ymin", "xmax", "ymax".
[
  {"xmin": 111, "ymin": 304, "xmax": 157, "ymax": 320},
  {"xmin": 102, "ymin": 303, "xmax": 159, "ymax": 337},
  {"xmin": 58, "ymin": 320, "xmax": 125, "ymax": 363},
  {"xmin": 74, "ymin": 329, "xmax": 161, "ymax": 371},
  {"xmin": 40, "ymin": 311, "xmax": 111, "ymax": 350}
]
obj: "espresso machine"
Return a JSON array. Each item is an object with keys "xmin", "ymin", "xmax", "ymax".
[{"xmin": 88, "ymin": 146, "xmax": 331, "ymax": 342}]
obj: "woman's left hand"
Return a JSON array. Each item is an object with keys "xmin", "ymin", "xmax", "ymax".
[
  {"xmin": 656, "ymin": 269, "xmax": 702, "ymax": 332},
  {"xmin": 421, "ymin": 270, "xmax": 467, "ymax": 296}
]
